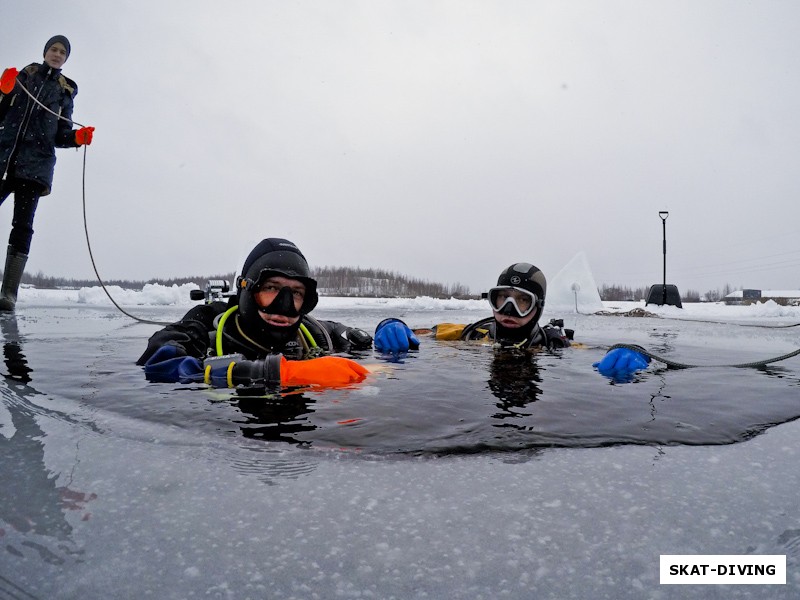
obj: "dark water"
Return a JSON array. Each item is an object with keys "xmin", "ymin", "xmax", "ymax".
[
  {"xmin": 2, "ymin": 305, "xmax": 799, "ymax": 599},
  {"xmin": 5, "ymin": 304, "xmax": 799, "ymax": 456}
]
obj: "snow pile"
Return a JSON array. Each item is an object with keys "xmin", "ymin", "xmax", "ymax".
[
  {"xmin": 13, "ymin": 283, "xmax": 800, "ymax": 323},
  {"xmin": 76, "ymin": 283, "xmax": 199, "ymax": 306},
  {"xmin": 17, "ymin": 282, "xmax": 201, "ymax": 307}
]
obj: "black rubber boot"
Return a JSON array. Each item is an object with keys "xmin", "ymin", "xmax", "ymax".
[{"xmin": 0, "ymin": 246, "xmax": 28, "ymax": 311}]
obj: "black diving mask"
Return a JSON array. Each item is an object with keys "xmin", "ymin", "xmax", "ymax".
[{"xmin": 256, "ymin": 285, "xmax": 303, "ymax": 318}]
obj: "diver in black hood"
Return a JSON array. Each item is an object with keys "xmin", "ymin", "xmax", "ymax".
[
  {"xmin": 374, "ymin": 262, "xmax": 573, "ymax": 352},
  {"xmin": 474, "ymin": 262, "xmax": 551, "ymax": 346},
  {"xmin": 137, "ymin": 238, "xmax": 375, "ymax": 387},
  {"xmin": 233, "ymin": 237, "xmax": 325, "ymax": 354}
]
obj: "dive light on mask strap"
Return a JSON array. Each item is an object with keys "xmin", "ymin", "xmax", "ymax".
[{"xmin": 257, "ymin": 286, "xmax": 300, "ymax": 318}]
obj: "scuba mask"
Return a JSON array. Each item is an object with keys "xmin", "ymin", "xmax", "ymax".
[
  {"xmin": 235, "ymin": 238, "xmax": 319, "ymax": 350},
  {"xmin": 243, "ymin": 267, "xmax": 318, "ymax": 316},
  {"xmin": 237, "ymin": 275, "xmax": 310, "ymax": 352},
  {"xmin": 489, "ymin": 263, "xmax": 548, "ymax": 345},
  {"xmin": 255, "ymin": 283, "xmax": 303, "ymax": 318},
  {"xmin": 486, "ymin": 286, "xmax": 541, "ymax": 318}
]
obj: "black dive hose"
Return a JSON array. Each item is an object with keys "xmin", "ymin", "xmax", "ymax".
[
  {"xmin": 597, "ymin": 308, "xmax": 800, "ymax": 368},
  {"xmin": 595, "ymin": 307, "xmax": 800, "ymax": 329},
  {"xmin": 80, "ymin": 148, "xmax": 171, "ymax": 326},
  {"xmin": 608, "ymin": 343, "xmax": 800, "ymax": 370},
  {"xmin": 659, "ymin": 315, "xmax": 800, "ymax": 329},
  {"xmin": 14, "ymin": 73, "xmax": 171, "ymax": 326}
]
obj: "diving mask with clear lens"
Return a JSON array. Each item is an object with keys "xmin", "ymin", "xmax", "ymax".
[{"xmin": 486, "ymin": 286, "xmax": 539, "ymax": 318}]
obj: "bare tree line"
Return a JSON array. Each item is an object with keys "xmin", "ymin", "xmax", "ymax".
[
  {"xmin": 17, "ymin": 266, "xmax": 474, "ymax": 299},
  {"xmin": 20, "ymin": 271, "xmax": 239, "ymax": 292},
  {"xmin": 598, "ymin": 283, "xmax": 740, "ymax": 303},
  {"xmin": 312, "ymin": 266, "xmax": 472, "ymax": 298},
  {"xmin": 15, "ymin": 267, "xmax": 744, "ymax": 302}
]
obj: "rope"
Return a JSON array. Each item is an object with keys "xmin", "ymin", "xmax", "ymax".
[
  {"xmin": 608, "ymin": 343, "xmax": 800, "ymax": 370},
  {"xmin": 14, "ymin": 71, "xmax": 85, "ymax": 127},
  {"xmin": 19, "ymin": 67, "xmax": 800, "ymax": 336},
  {"xmin": 80, "ymin": 148, "xmax": 171, "ymax": 326},
  {"xmin": 593, "ymin": 307, "xmax": 800, "ymax": 328},
  {"xmin": 9, "ymin": 79, "xmax": 170, "ymax": 325},
  {"xmin": 11, "ymin": 75, "xmax": 172, "ymax": 326},
  {"xmin": 666, "ymin": 316, "xmax": 800, "ymax": 329},
  {"xmin": 596, "ymin": 308, "xmax": 800, "ymax": 368}
]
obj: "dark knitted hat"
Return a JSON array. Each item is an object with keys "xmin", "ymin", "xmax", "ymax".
[{"xmin": 44, "ymin": 35, "xmax": 71, "ymax": 59}]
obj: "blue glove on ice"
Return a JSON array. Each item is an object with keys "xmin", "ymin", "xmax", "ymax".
[
  {"xmin": 593, "ymin": 346, "xmax": 650, "ymax": 383},
  {"xmin": 374, "ymin": 319, "xmax": 420, "ymax": 353}
]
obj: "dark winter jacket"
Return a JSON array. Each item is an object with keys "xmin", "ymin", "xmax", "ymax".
[
  {"xmin": 0, "ymin": 63, "xmax": 80, "ymax": 195},
  {"xmin": 137, "ymin": 301, "xmax": 373, "ymax": 367}
]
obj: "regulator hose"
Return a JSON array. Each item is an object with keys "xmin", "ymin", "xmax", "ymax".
[
  {"xmin": 608, "ymin": 343, "xmax": 800, "ymax": 370},
  {"xmin": 15, "ymin": 75, "xmax": 171, "ymax": 326}
]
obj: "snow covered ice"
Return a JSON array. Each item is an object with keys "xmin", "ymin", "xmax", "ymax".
[{"xmin": 1, "ymin": 283, "xmax": 799, "ymax": 599}]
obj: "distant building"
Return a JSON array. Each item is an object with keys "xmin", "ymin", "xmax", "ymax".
[{"xmin": 724, "ymin": 289, "xmax": 800, "ymax": 306}]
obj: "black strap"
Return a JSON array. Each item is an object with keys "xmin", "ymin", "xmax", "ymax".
[{"xmin": 608, "ymin": 343, "xmax": 800, "ymax": 370}]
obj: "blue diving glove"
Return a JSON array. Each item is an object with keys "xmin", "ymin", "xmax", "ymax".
[
  {"xmin": 142, "ymin": 343, "xmax": 203, "ymax": 383},
  {"xmin": 593, "ymin": 346, "xmax": 650, "ymax": 383},
  {"xmin": 374, "ymin": 319, "xmax": 420, "ymax": 353}
]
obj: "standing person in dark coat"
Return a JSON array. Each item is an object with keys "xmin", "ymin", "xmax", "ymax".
[{"xmin": 0, "ymin": 35, "xmax": 95, "ymax": 310}]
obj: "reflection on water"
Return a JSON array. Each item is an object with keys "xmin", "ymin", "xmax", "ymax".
[
  {"xmin": 0, "ymin": 316, "xmax": 96, "ymax": 566},
  {"xmin": 757, "ymin": 363, "xmax": 800, "ymax": 384},
  {"xmin": 8, "ymin": 309, "xmax": 800, "ymax": 461},
  {"xmin": 88, "ymin": 336, "xmax": 800, "ymax": 456},
  {"xmin": 236, "ymin": 392, "xmax": 317, "ymax": 444},
  {"xmin": 3, "ymin": 322, "xmax": 31, "ymax": 384},
  {"xmin": 488, "ymin": 351, "xmax": 543, "ymax": 420},
  {"xmin": 224, "ymin": 338, "xmax": 800, "ymax": 455}
]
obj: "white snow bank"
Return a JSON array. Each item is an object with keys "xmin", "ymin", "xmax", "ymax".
[{"xmin": 13, "ymin": 284, "xmax": 800, "ymax": 322}]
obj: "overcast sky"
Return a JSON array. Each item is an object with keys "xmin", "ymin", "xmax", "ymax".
[{"xmin": 3, "ymin": 0, "xmax": 800, "ymax": 295}]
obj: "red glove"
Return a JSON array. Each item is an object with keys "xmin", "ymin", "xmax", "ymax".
[
  {"xmin": 280, "ymin": 355, "xmax": 369, "ymax": 387},
  {"xmin": 1, "ymin": 68, "xmax": 18, "ymax": 94},
  {"xmin": 75, "ymin": 126, "xmax": 95, "ymax": 146}
]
